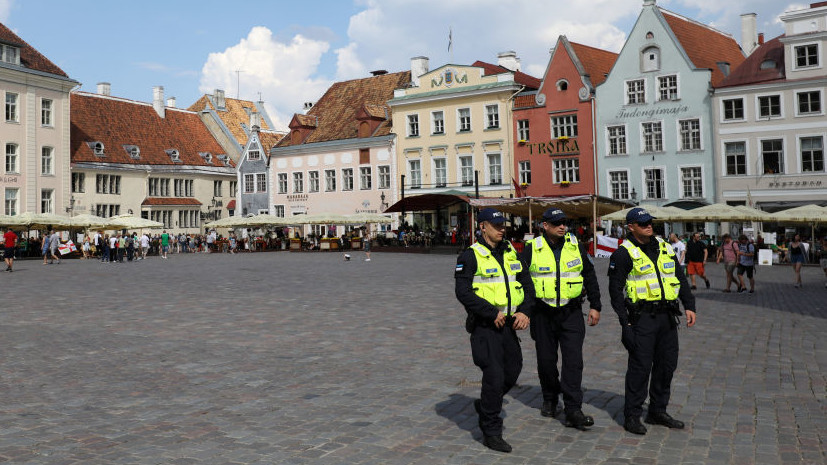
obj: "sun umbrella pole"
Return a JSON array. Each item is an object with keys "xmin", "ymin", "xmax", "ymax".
[{"xmin": 528, "ymin": 198, "xmax": 532, "ymax": 235}]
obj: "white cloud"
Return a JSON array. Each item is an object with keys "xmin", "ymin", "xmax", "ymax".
[
  {"xmin": 199, "ymin": 26, "xmax": 332, "ymax": 131},
  {"xmin": 0, "ymin": 0, "xmax": 13, "ymax": 23}
]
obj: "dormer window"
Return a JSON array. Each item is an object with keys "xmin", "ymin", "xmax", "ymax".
[
  {"xmin": 0, "ymin": 44, "xmax": 20, "ymax": 65},
  {"xmin": 165, "ymin": 149, "xmax": 181, "ymax": 163},
  {"xmin": 248, "ymin": 149, "xmax": 261, "ymax": 160},
  {"xmin": 199, "ymin": 152, "xmax": 213, "ymax": 164},
  {"xmin": 217, "ymin": 154, "xmax": 230, "ymax": 166},
  {"xmin": 556, "ymin": 79, "xmax": 569, "ymax": 91},
  {"xmin": 760, "ymin": 60, "xmax": 777, "ymax": 70},
  {"xmin": 87, "ymin": 141, "xmax": 105, "ymax": 157},
  {"xmin": 642, "ymin": 46, "xmax": 660, "ymax": 72},
  {"xmin": 124, "ymin": 145, "xmax": 140, "ymax": 159}
]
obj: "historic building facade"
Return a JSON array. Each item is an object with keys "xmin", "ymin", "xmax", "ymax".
[{"xmin": 0, "ymin": 22, "xmax": 78, "ymax": 216}]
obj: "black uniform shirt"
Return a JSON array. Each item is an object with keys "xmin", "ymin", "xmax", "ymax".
[
  {"xmin": 607, "ymin": 235, "xmax": 695, "ymax": 326},
  {"xmin": 520, "ymin": 235, "xmax": 601, "ymax": 312},
  {"xmin": 455, "ymin": 240, "xmax": 535, "ymax": 324}
]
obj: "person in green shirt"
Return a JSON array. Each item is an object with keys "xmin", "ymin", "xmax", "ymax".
[{"xmin": 161, "ymin": 230, "xmax": 170, "ymax": 259}]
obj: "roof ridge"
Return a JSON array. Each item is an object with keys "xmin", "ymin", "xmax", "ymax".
[{"xmin": 658, "ymin": 7, "xmax": 734, "ymax": 39}]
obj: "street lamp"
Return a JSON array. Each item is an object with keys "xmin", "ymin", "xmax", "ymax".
[{"xmin": 65, "ymin": 195, "xmax": 76, "ymax": 215}]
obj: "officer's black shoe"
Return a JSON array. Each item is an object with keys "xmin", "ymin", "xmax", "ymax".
[
  {"xmin": 644, "ymin": 411, "xmax": 685, "ymax": 429},
  {"xmin": 482, "ymin": 434, "xmax": 512, "ymax": 453},
  {"xmin": 624, "ymin": 416, "xmax": 647, "ymax": 435},
  {"xmin": 540, "ymin": 400, "xmax": 559, "ymax": 417},
  {"xmin": 565, "ymin": 410, "xmax": 594, "ymax": 430}
]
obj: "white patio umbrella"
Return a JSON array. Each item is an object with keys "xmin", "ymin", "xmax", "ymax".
[
  {"xmin": 345, "ymin": 212, "xmax": 394, "ymax": 224},
  {"xmin": 66, "ymin": 213, "xmax": 110, "ymax": 229},
  {"xmin": 4, "ymin": 212, "xmax": 73, "ymax": 229},
  {"xmin": 204, "ymin": 216, "xmax": 251, "ymax": 229},
  {"xmin": 239, "ymin": 213, "xmax": 293, "ymax": 227},
  {"xmin": 771, "ymin": 204, "xmax": 827, "ymax": 223},
  {"xmin": 601, "ymin": 205, "xmax": 683, "ymax": 222},
  {"xmin": 106, "ymin": 215, "xmax": 164, "ymax": 230}
]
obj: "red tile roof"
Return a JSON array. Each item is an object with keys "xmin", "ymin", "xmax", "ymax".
[
  {"xmin": 71, "ymin": 92, "xmax": 234, "ymax": 167},
  {"xmin": 471, "ymin": 61, "xmax": 541, "ymax": 89},
  {"xmin": 660, "ymin": 8, "xmax": 746, "ymax": 86},
  {"xmin": 142, "ymin": 198, "xmax": 203, "ymax": 206},
  {"xmin": 258, "ymin": 131, "xmax": 284, "ymax": 152},
  {"xmin": 0, "ymin": 22, "xmax": 69, "ymax": 78},
  {"xmin": 513, "ymin": 94, "xmax": 538, "ymax": 109},
  {"xmin": 276, "ymin": 71, "xmax": 411, "ymax": 147},
  {"xmin": 570, "ymin": 42, "xmax": 618, "ymax": 87},
  {"xmin": 717, "ymin": 35, "xmax": 785, "ymax": 88},
  {"xmin": 187, "ymin": 95, "xmax": 276, "ymax": 144}
]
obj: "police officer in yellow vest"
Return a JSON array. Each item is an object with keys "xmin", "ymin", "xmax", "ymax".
[
  {"xmin": 608, "ymin": 207, "xmax": 697, "ymax": 435},
  {"xmin": 455, "ymin": 208, "xmax": 534, "ymax": 453},
  {"xmin": 521, "ymin": 208, "xmax": 602, "ymax": 430}
]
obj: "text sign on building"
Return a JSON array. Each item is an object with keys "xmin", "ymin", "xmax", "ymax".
[
  {"xmin": 525, "ymin": 138, "xmax": 580, "ymax": 157},
  {"xmin": 615, "ymin": 105, "xmax": 689, "ymax": 119}
]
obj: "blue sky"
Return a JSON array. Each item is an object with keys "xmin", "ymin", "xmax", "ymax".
[{"xmin": 3, "ymin": 0, "xmax": 790, "ymax": 130}]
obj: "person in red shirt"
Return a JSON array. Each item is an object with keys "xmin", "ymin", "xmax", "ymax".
[{"xmin": 4, "ymin": 227, "xmax": 18, "ymax": 272}]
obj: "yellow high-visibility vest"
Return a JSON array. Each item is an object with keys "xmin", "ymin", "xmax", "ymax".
[
  {"xmin": 529, "ymin": 233, "xmax": 583, "ymax": 307},
  {"xmin": 621, "ymin": 238, "xmax": 680, "ymax": 303},
  {"xmin": 470, "ymin": 241, "xmax": 525, "ymax": 315}
]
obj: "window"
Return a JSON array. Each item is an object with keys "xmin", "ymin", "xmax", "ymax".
[
  {"xmin": 801, "ymin": 136, "xmax": 824, "ymax": 172},
  {"xmin": 293, "ymin": 172, "xmax": 304, "ymax": 193},
  {"xmin": 551, "ymin": 115, "xmax": 577, "ymax": 138},
  {"xmin": 644, "ymin": 168, "xmax": 664, "ymax": 199},
  {"xmin": 680, "ymin": 167, "xmax": 703, "ymax": 198},
  {"xmin": 378, "ymin": 165, "xmax": 390, "ymax": 189},
  {"xmin": 248, "ymin": 149, "xmax": 260, "ymax": 160},
  {"xmin": 486, "ymin": 104, "xmax": 499, "ymax": 129},
  {"xmin": 553, "ymin": 158, "xmax": 579, "ymax": 183},
  {"xmin": 609, "ymin": 171, "xmax": 629, "ymax": 200},
  {"xmin": 4, "ymin": 188, "xmax": 17, "ymax": 215},
  {"xmin": 174, "ymin": 179, "xmax": 184, "ymax": 197},
  {"xmin": 408, "ymin": 160, "xmax": 421, "ymax": 188},
  {"xmin": 72, "ymin": 173, "xmax": 85, "ymax": 193},
  {"xmin": 41, "ymin": 98, "xmax": 53, "ymax": 126},
  {"xmin": 5, "ymin": 143, "xmax": 17, "ymax": 173},
  {"xmin": 795, "ymin": 44, "xmax": 819, "ymax": 68},
  {"xmin": 0, "ymin": 44, "xmax": 19, "ymax": 65},
  {"xmin": 460, "ymin": 156, "xmax": 473, "ymax": 186},
  {"xmin": 244, "ymin": 174, "xmax": 255, "ymax": 193},
  {"xmin": 277, "ymin": 173, "xmax": 288, "ymax": 194},
  {"xmin": 658, "ymin": 75, "xmax": 678, "ymax": 101},
  {"xmin": 308, "ymin": 171, "xmax": 319, "ymax": 192},
  {"xmin": 360, "ymin": 167, "xmax": 372, "ymax": 190},
  {"xmin": 642, "ymin": 46, "xmax": 660, "ymax": 72},
  {"xmin": 642, "ymin": 122, "xmax": 663, "ymax": 152},
  {"xmin": 41, "ymin": 189, "xmax": 54, "ymax": 214},
  {"xmin": 230, "ymin": 180, "xmax": 237, "ymax": 197},
  {"xmin": 95, "ymin": 204, "xmax": 121, "ymax": 218},
  {"xmin": 487, "ymin": 153, "xmax": 502, "ymax": 185},
  {"xmin": 342, "ymin": 168, "xmax": 354, "ymax": 191},
  {"xmin": 434, "ymin": 159, "xmax": 446, "ymax": 187},
  {"xmin": 724, "ymin": 142, "xmax": 746, "ymax": 175},
  {"xmin": 797, "ymin": 91, "xmax": 821, "ymax": 115},
  {"xmin": 407, "ymin": 114, "xmax": 419, "ymax": 137},
  {"xmin": 626, "ymin": 79, "xmax": 645, "ymax": 104},
  {"xmin": 5, "ymin": 92, "xmax": 18, "ymax": 122},
  {"xmin": 150, "ymin": 210, "xmax": 173, "ymax": 228},
  {"xmin": 273, "ymin": 205, "xmax": 285, "ymax": 217},
  {"xmin": 97, "ymin": 175, "xmax": 121, "ymax": 194},
  {"xmin": 519, "ymin": 161, "xmax": 531, "ymax": 185},
  {"xmin": 679, "ymin": 119, "xmax": 701, "ymax": 150},
  {"xmin": 256, "ymin": 173, "xmax": 266, "ymax": 192},
  {"xmin": 325, "ymin": 169, "xmax": 336, "ymax": 191},
  {"xmin": 517, "ymin": 120, "xmax": 530, "ymax": 141},
  {"xmin": 723, "ymin": 98, "xmax": 744, "ymax": 121},
  {"xmin": 41, "ymin": 147, "xmax": 53, "ymax": 174},
  {"xmin": 92, "ymin": 142, "xmax": 105, "ymax": 156},
  {"xmin": 160, "ymin": 178, "xmax": 169, "ymax": 196},
  {"xmin": 432, "ymin": 111, "xmax": 444, "ymax": 134},
  {"xmin": 762, "ymin": 139, "xmax": 784, "ymax": 174},
  {"xmin": 758, "ymin": 95, "xmax": 781, "ymax": 118},
  {"xmin": 458, "ymin": 108, "xmax": 471, "ymax": 132},
  {"xmin": 213, "ymin": 180, "xmax": 223, "ymax": 197},
  {"xmin": 607, "ymin": 126, "xmax": 627, "ymax": 155}
]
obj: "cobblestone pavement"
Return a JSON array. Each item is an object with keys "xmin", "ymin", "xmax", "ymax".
[{"xmin": 0, "ymin": 250, "xmax": 824, "ymax": 464}]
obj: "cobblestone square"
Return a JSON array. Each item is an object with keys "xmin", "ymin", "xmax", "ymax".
[{"xmin": 0, "ymin": 251, "xmax": 824, "ymax": 464}]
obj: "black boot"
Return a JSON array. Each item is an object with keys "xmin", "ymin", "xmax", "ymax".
[
  {"xmin": 482, "ymin": 435, "xmax": 512, "ymax": 453},
  {"xmin": 565, "ymin": 410, "xmax": 594, "ymax": 430},
  {"xmin": 644, "ymin": 411, "xmax": 685, "ymax": 429},
  {"xmin": 624, "ymin": 416, "xmax": 647, "ymax": 435}
]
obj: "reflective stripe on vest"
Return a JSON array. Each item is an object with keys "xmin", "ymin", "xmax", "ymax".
[
  {"xmin": 621, "ymin": 237, "xmax": 680, "ymax": 303},
  {"xmin": 470, "ymin": 241, "xmax": 525, "ymax": 315},
  {"xmin": 528, "ymin": 233, "xmax": 583, "ymax": 307}
]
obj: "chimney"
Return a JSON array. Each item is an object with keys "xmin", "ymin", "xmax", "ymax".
[
  {"xmin": 410, "ymin": 56, "xmax": 429, "ymax": 87},
  {"xmin": 643, "ymin": 0, "xmax": 656, "ymax": 6},
  {"xmin": 97, "ymin": 82, "xmax": 111, "ymax": 96},
  {"xmin": 214, "ymin": 89, "xmax": 226, "ymax": 110},
  {"xmin": 497, "ymin": 51, "xmax": 521, "ymax": 71},
  {"xmin": 250, "ymin": 111, "xmax": 260, "ymax": 129},
  {"xmin": 741, "ymin": 13, "xmax": 759, "ymax": 56},
  {"xmin": 166, "ymin": 97, "xmax": 176, "ymax": 108},
  {"xmin": 303, "ymin": 102, "xmax": 314, "ymax": 114},
  {"xmin": 153, "ymin": 86, "xmax": 165, "ymax": 118},
  {"xmin": 758, "ymin": 33, "xmax": 765, "ymax": 45}
]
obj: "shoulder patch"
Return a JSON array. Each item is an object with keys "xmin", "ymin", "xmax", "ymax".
[{"xmin": 455, "ymin": 264, "xmax": 464, "ymax": 272}]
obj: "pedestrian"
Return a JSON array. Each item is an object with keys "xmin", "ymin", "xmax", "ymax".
[
  {"xmin": 521, "ymin": 208, "xmax": 601, "ymax": 430},
  {"xmin": 101, "ymin": 234, "xmax": 110, "ymax": 263},
  {"xmin": 82, "ymin": 236, "xmax": 91, "ymax": 259},
  {"xmin": 41, "ymin": 231, "xmax": 51, "ymax": 265},
  {"xmin": 229, "ymin": 232, "xmax": 237, "ymax": 254},
  {"xmin": 788, "ymin": 234, "xmax": 806, "ymax": 288},
  {"xmin": 685, "ymin": 232, "xmax": 710, "ymax": 289},
  {"xmin": 363, "ymin": 228, "xmax": 372, "ymax": 261},
  {"xmin": 3, "ymin": 227, "xmax": 18, "ymax": 272},
  {"xmin": 668, "ymin": 233, "xmax": 686, "ymax": 274},
  {"xmin": 716, "ymin": 234, "xmax": 739, "ymax": 292},
  {"xmin": 140, "ymin": 233, "xmax": 150, "ymax": 259},
  {"xmin": 608, "ymin": 207, "xmax": 696, "ymax": 435},
  {"xmin": 736, "ymin": 235, "xmax": 756, "ymax": 293},
  {"xmin": 117, "ymin": 233, "xmax": 126, "ymax": 262},
  {"xmin": 454, "ymin": 207, "xmax": 534, "ymax": 453},
  {"xmin": 109, "ymin": 234, "xmax": 117, "ymax": 263},
  {"xmin": 49, "ymin": 230, "xmax": 61, "ymax": 264},
  {"xmin": 161, "ymin": 230, "xmax": 170, "ymax": 259},
  {"xmin": 820, "ymin": 236, "xmax": 827, "ymax": 288}
]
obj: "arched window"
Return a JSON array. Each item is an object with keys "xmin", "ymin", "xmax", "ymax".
[{"xmin": 556, "ymin": 79, "xmax": 569, "ymax": 91}]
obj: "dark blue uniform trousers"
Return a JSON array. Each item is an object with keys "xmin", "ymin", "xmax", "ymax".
[
  {"xmin": 470, "ymin": 325, "xmax": 522, "ymax": 436},
  {"xmin": 532, "ymin": 304, "xmax": 585, "ymax": 414},
  {"xmin": 624, "ymin": 312, "xmax": 679, "ymax": 418}
]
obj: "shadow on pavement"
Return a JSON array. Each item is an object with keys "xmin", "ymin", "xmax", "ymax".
[{"xmin": 434, "ymin": 393, "xmax": 481, "ymax": 443}]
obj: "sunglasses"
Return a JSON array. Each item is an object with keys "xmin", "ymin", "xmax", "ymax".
[
  {"xmin": 634, "ymin": 221, "xmax": 653, "ymax": 227},
  {"xmin": 546, "ymin": 221, "xmax": 565, "ymax": 227}
]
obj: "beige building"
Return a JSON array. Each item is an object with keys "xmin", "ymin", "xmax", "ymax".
[
  {"xmin": 387, "ymin": 54, "xmax": 539, "ymax": 230},
  {"xmin": 0, "ymin": 22, "xmax": 78, "ymax": 216}
]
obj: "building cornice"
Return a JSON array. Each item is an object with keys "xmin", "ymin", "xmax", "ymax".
[
  {"xmin": 270, "ymin": 135, "xmax": 394, "ymax": 157},
  {"xmin": 388, "ymin": 82, "xmax": 522, "ymax": 107}
]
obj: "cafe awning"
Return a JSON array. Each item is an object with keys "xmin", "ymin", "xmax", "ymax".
[
  {"xmin": 469, "ymin": 195, "xmax": 632, "ymax": 218},
  {"xmin": 383, "ymin": 192, "xmax": 471, "ymax": 213}
]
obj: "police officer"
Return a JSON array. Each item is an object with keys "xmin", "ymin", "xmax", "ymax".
[
  {"xmin": 455, "ymin": 207, "xmax": 534, "ymax": 453},
  {"xmin": 608, "ymin": 207, "xmax": 697, "ymax": 435},
  {"xmin": 521, "ymin": 208, "xmax": 601, "ymax": 430}
]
